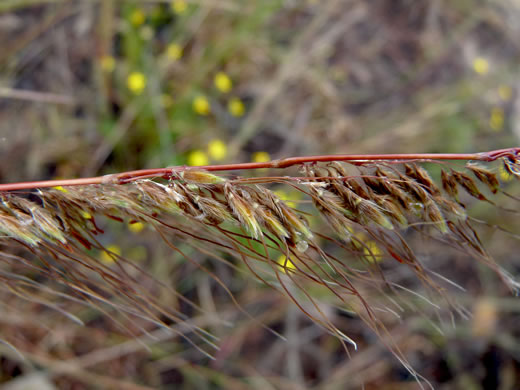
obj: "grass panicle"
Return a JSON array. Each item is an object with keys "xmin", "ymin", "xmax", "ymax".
[{"xmin": 0, "ymin": 154, "xmax": 519, "ymax": 387}]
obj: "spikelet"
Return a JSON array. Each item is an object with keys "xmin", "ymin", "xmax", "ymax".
[
  {"xmin": 441, "ymin": 169, "xmax": 459, "ymax": 200},
  {"xmin": 452, "ymin": 171, "xmax": 488, "ymax": 201},
  {"xmin": 435, "ymin": 196, "xmax": 467, "ymax": 221},
  {"xmin": 179, "ymin": 169, "xmax": 226, "ymax": 185},
  {"xmin": 404, "ymin": 163, "xmax": 441, "ymax": 195},
  {"xmin": 193, "ymin": 195, "xmax": 233, "ymax": 225},
  {"xmin": 375, "ymin": 196, "xmax": 408, "ymax": 228},
  {"xmin": 424, "ymin": 199, "xmax": 448, "ymax": 233},
  {"xmin": 0, "ymin": 211, "xmax": 41, "ymax": 246},
  {"xmin": 27, "ymin": 204, "xmax": 67, "ymax": 243},
  {"xmin": 278, "ymin": 202, "xmax": 313, "ymax": 242},
  {"xmin": 255, "ymin": 205, "xmax": 290, "ymax": 239},
  {"xmin": 261, "ymin": 187, "xmax": 313, "ymax": 243},
  {"xmin": 357, "ymin": 197, "xmax": 394, "ymax": 230},
  {"xmin": 308, "ymin": 183, "xmax": 354, "ymax": 240},
  {"xmin": 467, "ymin": 164, "xmax": 499, "ymax": 194},
  {"xmin": 224, "ymin": 183, "xmax": 262, "ymax": 239},
  {"xmin": 374, "ymin": 167, "xmax": 413, "ymax": 208}
]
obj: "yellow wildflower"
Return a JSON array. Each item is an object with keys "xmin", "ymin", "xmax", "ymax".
[
  {"xmin": 187, "ymin": 149, "xmax": 209, "ymax": 166},
  {"xmin": 100, "ymin": 244, "xmax": 121, "ymax": 264},
  {"xmin": 473, "ymin": 57, "xmax": 489, "ymax": 75},
  {"xmin": 166, "ymin": 43, "xmax": 183, "ymax": 61},
  {"xmin": 100, "ymin": 56, "xmax": 115, "ymax": 73},
  {"xmin": 214, "ymin": 72, "xmax": 232, "ymax": 93},
  {"xmin": 128, "ymin": 221, "xmax": 145, "ymax": 233},
  {"xmin": 171, "ymin": 0, "xmax": 187, "ymax": 14},
  {"xmin": 252, "ymin": 151, "xmax": 270, "ymax": 163},
  {"xmin": 498, "ymin": 85, "xmax": 512, "ymax": 101},
  {"xmin": 277, "ymin": 254, "xmax": 296, "ymax": 273},
  {"xmin": 193, "ymin": 95, "xmax": 210, "ymax": 115},
  {"xmin": 208, "ymin": 139, "xmax": 227, "ymax": 161},
  {"xmin": 127, "ymin": 72, "xmax": 147, "ymax": 95},
  {"xmin": 489, "ymin": 107, "xmax": 504, "ymax": 131},
  {"xmin": 130, "ymin": 9, "xmax": 146, "ymax": 26},
  {"xmin": 228, "ymin": 97, "xmax": 245, "ymax": 117}
]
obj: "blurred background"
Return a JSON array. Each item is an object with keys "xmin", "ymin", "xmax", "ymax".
[{"xmin": 0, "ymin": 0, "xmax": 520, "ymax": 389}]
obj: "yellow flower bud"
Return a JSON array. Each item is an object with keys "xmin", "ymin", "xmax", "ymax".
[
  {"xmin": 166, "ymin": 43, "xmax": 183, "ymax": 60},
  {"xmin": 214, "ymin": 72, "xmax": 232, "ymax": 93},
  {"xmin": 473, "ymin": 57, "xmax": 489, "ymax": 75},
  {"xmin": 171, "ymin": 0, "xmax": 187, "ymax": 14},
  {"xmin": 252, "ymin": 151, "xmax": 270, "ymax": 163},
  {"xmin": 193, "ymin": 96, "xmax": 210, "ymax": 115},
  {"xmin": 187, "ymin": 150, "xmax": 209, "ymax": 166},
  {"xmin": 127, "ymin": 72, "xmax": 147, "ymax": 95},
  {"xmin": 208, "ymin": 139, "xmax": 227, "ymax": 161},
  {"xmin": 228, "ymin": 97, "xmax": 245, "ymax": 117}
]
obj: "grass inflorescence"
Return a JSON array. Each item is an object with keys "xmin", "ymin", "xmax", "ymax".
[{"xmin": 0, "ymin": 154, "xmax": 519, "ymax": 386}]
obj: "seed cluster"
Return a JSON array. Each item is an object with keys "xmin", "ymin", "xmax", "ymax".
[{"xmin": 0, "ymin": 158, "xmax": 518, "ymax": 257}]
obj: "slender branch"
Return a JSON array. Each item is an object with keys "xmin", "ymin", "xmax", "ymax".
[{"xmin": 1, "ymin": 147, "xmax": 518, "ymax": 192}]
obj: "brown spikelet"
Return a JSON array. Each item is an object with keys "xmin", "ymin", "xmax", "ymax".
[
  {"xmin": 345, "ymin": 176, "xmax": 371, "ymax": 200},
  {"xmin": 424, "ymin": 199, "xmax": 448, "ymax": 233},
  {"xmin": 357, "ymin": 197, "xmax": 394, "ymax": 230},
  {"xmin": 452, "ymin": 171, "xmax": 488, "ymax": 201},
  {"xmin": 467, "ymin": 165, "xmax": 499, "ymax": 194},
  {"xmin": 170, "ymin": 183, "xmax": 203, "ymax": 218},
  {"xmin": 435, "ymin": 196, "xmax": 467, "ymax": 221},
  {"xmin": 374, "ymin": 167, "xmax": 414, "ymax": 208},
  {"xmin": 441, "ymin": 169, "xmax": 459, "ymax": 200},
  {"xmin": 193, "ymin": 195, "xmax": 233, "ymax": 225},
  {"xmin": 404, "ymin": 163, "xmax": 441, "ymax": 195},
  {"xmin": 307, "ymin": 183, "xmax": 354, "ymax": 240},
  {"xmin": 375, "ymin": 196, "xmax": 408, "ymax": 228}
]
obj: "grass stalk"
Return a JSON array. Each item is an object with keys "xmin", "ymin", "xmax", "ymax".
[{"xmin": 0, "ymin": 147, "xmax": 518, "ymax": 191}]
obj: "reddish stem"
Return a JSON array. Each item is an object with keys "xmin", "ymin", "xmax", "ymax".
[{"xmin": 1, "ymin": 147, "xmax": 518, "ymax": 192}]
